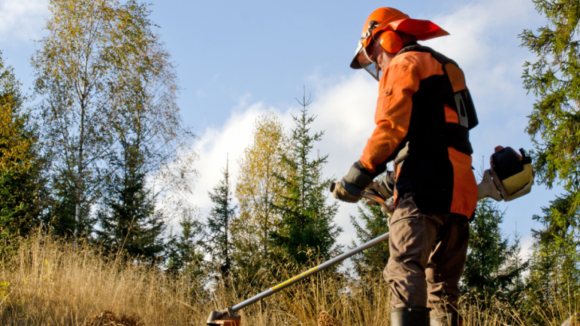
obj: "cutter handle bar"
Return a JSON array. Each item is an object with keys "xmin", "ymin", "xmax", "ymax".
[
  {"xmin": 229, "ymin": 188, "xmax": 390, "ymax": 313},
  {"xmin": 230, "ymin": 229, "xmax": 389, "ymax": 312}
]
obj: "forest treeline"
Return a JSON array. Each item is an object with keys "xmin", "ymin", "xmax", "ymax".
[{"xmin": 0, "ymin": 0, "xmax": 579, "ymax": 324}]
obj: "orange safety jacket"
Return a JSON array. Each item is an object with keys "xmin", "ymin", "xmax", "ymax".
[{"xmin": 360, "ymin": 44, "xmax": 478, "ymax": 218}]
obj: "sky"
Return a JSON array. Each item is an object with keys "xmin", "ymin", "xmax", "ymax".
[{"xmin": 0, "ymin": 0, "xmax": 562, "ymax": 262}]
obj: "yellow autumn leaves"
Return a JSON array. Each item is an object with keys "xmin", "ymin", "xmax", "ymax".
[
  {"xmin": 0, "ymin": 82, "xmax": 33, "ymax": 173},
  {"xmin": 231, "ymin": 112, "xmax": 293, "ymax": 268}
]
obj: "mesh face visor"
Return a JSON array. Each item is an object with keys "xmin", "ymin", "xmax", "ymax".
[{"xmin": 352, "ymin": 42, "xmax": 382, "ymax": 81}]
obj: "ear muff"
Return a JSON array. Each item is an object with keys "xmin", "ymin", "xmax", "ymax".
[{"xmin": 379, "ymin": 31, "xmax": 403, "ymax": 54}]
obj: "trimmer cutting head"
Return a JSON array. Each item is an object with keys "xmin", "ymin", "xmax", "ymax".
[{"xmin": 207, "ymin": 308, "xmax": 241, "ymax": 326}]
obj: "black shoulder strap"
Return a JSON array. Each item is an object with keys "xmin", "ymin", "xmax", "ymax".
[{"xmin": 397, "ymin": 44, "xmax": 459, "ymax": 68}]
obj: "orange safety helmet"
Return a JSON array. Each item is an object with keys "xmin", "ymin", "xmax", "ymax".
[{"xmin": 351, "ymin": 8, "xmax": 450, "ymax": 80}]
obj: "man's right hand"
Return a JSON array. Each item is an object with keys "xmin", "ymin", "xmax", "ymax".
[{"xmin": 365, "ymin": 171, "xmax": 395, "ymax": 200}]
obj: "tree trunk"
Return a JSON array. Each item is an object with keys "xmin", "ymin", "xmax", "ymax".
[{"xmin": 76, "ymin": 101, "xmax": 86, "ymax": 237}]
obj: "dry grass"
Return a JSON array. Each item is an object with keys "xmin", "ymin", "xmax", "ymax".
[{"xmin": 0, "ymin": 234, "xmax": 576, "ymax": 325}]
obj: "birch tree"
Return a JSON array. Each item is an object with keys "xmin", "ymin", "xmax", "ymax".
[
  {"xmin": 32, "ymin": 0, "xmax": 192, "ymax": 238},
  {"xmin": 232, "ymin": 112, "xmax": 290, "ymax": 269}
]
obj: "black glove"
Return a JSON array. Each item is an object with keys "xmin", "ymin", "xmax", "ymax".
[
  {"xmin": 332, "ymin": 180, "xmax": 363, "ymax": 203},
  {"xmin": 333, "ymin": 162, "xmax": 374, "ymax": 203}
]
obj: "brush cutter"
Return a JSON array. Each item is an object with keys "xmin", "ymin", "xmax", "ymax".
[
  {"xmin": 206, "ymin": 147, "xmax": 534, "ymax": 325},
  {"xmin": 206, "ymin": 187, "xmax": 391, "ymax": 326}
]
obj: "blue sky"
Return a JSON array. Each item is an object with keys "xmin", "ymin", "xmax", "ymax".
[{"xmin": 0, "ymin": 0, "xmax": 562, "ymax": 258}]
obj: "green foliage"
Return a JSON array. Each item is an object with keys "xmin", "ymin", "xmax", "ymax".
[
  {"xmin": 45, "ymin": 181, "xmax": 77, "ymax": 238},
  {"xmin": 0, "ymin": 51, "xmax": 47, "ymax": 242},
  {"xmin": 271, "ymin": 92, "xmax": 341, "ymax": 264},
  {"xmin": 520, "ymin": 0, "xmax": 580, "ymax": 308},
  {"xmin": 206, "ymin": 160, "xmax": 236, "ymax": 280},
  {"xmin": 349, "ymin": 203, "xmax": 390, "ymax": 277},
  {"xmin": 47, "ymin": 162, "xmax": 96, "ymax": 238},
  {"xmin": 527, "ymin": 193, "xmax": 580, "ymax": 301},
  {"xmin": 520, "ymin": 1, "xmax": 580, "ymax": 203},
  {"xmin": 462, "ymin": 199, "xmax": 527, "ymax": 296},
  {"xmin": 96, "ymin": 142, "xmax": 164, "ymax": 261},
  {"xmin": 0, "ymin": 170, "xmax": 42, "ymax": 237},
  {"xmin": 166, "ymin": 209, "xmax": 205, "ymax": 279}
]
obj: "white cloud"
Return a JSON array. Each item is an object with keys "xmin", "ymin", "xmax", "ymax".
[
  {"xmin": 308, "ymin": 74, "xmax": 379, "ymax": 245},
  {"xmin": 520, "ymin": 235, "xmax": 534, "ymax": 263},
  {"xmin": 0, "ymin": 0, "xmax": 48, "ymax": 42},
  {"xmin": 425, "ymin": 0, "xmax": 537, "ymax": 69},
  {"xmin": 425, "ymin": 0, "xmax": 541, "ymax": 131},
  {"xmin": 181, "ymin": 0, "xmax": 552, "ymax": 253},
  {"xmin": 189, "ymin": 103, "xmax": 291, "ymax": 210},
  {"xmin": 517, "ymin": 235, "xmax": 535, "ymax": 278},
  {"xmin": 183, "ymin": 74, "xmax": 377, "ymax": 246}
]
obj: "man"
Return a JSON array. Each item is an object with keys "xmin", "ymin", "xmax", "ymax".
[{"xmin": 333, "ymin": 8, "xmax": 478, "ymax": 326}]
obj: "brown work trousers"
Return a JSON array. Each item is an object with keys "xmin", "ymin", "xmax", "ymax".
[{"xmin": 384, "ymin": 194, "xmax": 469, "ymax": 313}]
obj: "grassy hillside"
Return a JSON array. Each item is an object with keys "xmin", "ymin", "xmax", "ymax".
[{"xmin": 0, "ymin": 234, "xmax": 575, "ymax": 325}]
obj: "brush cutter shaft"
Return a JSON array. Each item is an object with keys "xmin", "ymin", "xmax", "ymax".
[
  {"xmin": 231, "ymin": 228, "xmax": 390, "ymax": 312},
  {"xmin": 208, "ymin": 191, "xmax": 391, "ymax": 324}
]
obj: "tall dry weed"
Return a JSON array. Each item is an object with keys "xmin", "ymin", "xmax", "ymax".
[{"xmin": 0, "ymin": 233, "xmax": 576, "ymax": 325}]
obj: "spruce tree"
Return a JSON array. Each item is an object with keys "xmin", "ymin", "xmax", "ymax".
[
  {"xmin": 46, "ymin": 182, "xmax": 77, "ymax": 237},
  {"xmin": 0, "ymin": 51, "xmax": 47, "ymax": 241},
  {"xmin": 167, "ymin": 208, "xmax": 205, "ymax": 278},
  {"xmin": 504, "ymin": 227, "xmax": 528, "ymax": 296},
  {"xmin": 349, "ymin": 203, "xmax": 390, "ymax": 277},
  {"xmin": 97, "ymin": 142, "xmax": 164, "ymax": 261},
  {"xmin": 520, "ymin": 0, "xmax": 580, "ymax": 306},
  {"xmin": 462, "ymin": 199, "xmax": 527, "ymax": 296},
  {"xmin": 527, "ymin": 194, "xmax": 580, "ymax": 301},
  {"xmin": 206, "ymin": 159, "xmax": 236, "ymax": 281},
  {"xmin": 520, "ymin": 0, "xmax": 580, "ymax": 211},
  {"xmin": 271, "ymin": 91, "xmax": 341, "ymax": 264}
]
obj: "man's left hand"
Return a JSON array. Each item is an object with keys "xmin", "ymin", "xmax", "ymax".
[
  {"xmin": 333, "ymin": 162, "xmax": 374, "ymax": 203},
  {"xmin": 333, "ymin": 180, "xmax": 363, "ymax": 203}
]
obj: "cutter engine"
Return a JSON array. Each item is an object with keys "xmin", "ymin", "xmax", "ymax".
[{"xmin": 478, "ymin": 147, "xmax": 533, "ymax": 202}]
